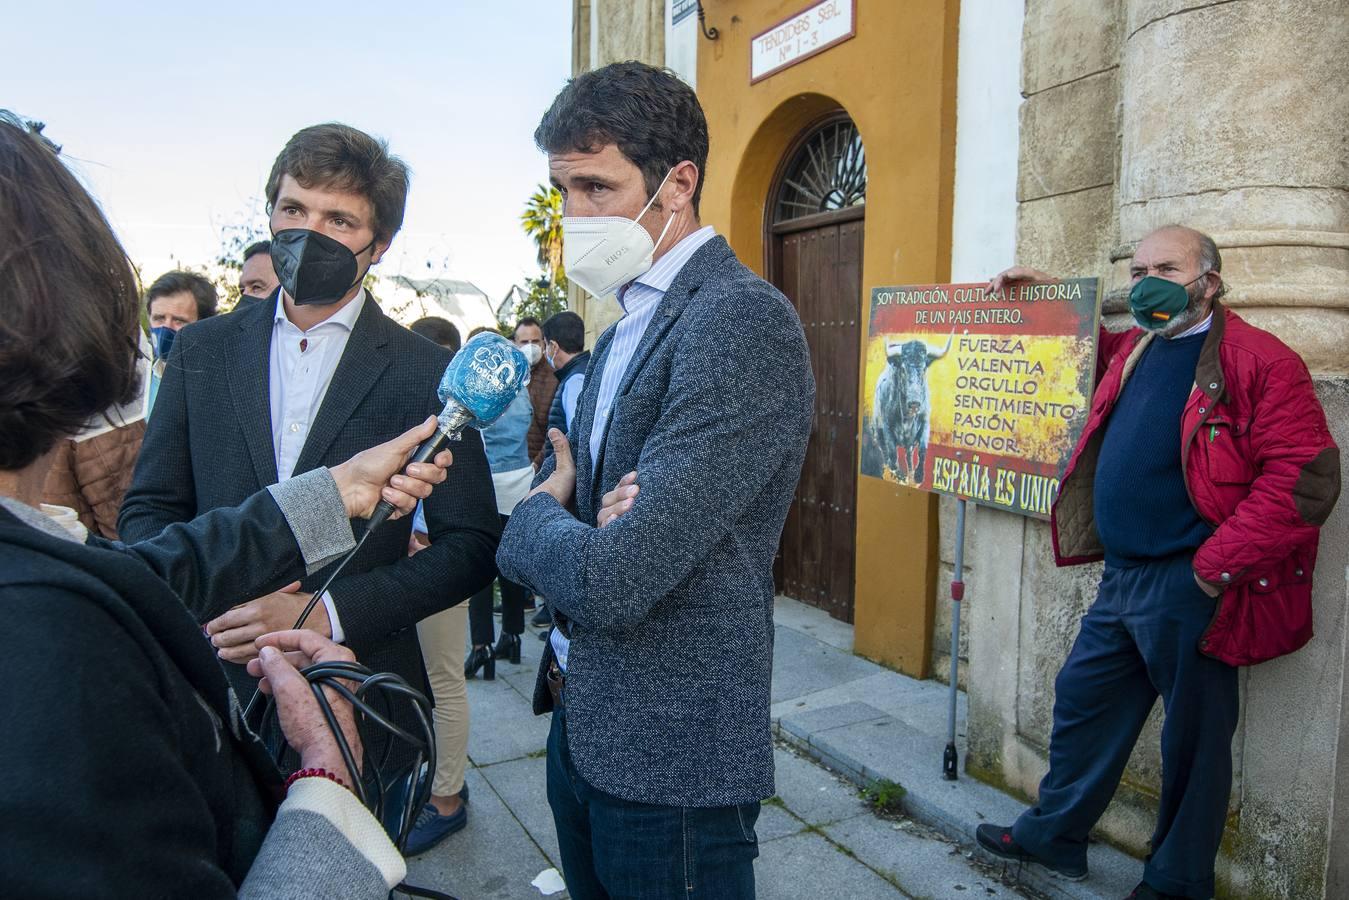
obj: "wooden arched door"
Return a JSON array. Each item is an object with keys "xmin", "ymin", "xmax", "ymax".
[{"xmin": 769, "ymin": 114, "xmax": 865, "ymax": 623}]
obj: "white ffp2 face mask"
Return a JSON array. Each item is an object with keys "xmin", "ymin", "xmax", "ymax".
[
  {"xmin": 519, "ymin": 343, "xmax": 543, "ymax": 366},
  {"xmin": 562, "ymin": 169, "xmax": 677, "ymax": 298}
]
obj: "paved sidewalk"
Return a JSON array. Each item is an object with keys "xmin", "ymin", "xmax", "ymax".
[
  {"xmin": 405, "ymin": 598, "xmax": 1122, "ymax": 899},
  {"xmin": 769, "ymin": 598, "xmax": 1139, "ymax": 900}
]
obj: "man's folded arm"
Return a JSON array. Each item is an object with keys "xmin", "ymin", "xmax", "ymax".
[{"xmin": 499, "ymin": 294, "xmax": 814, "ymax": 628}]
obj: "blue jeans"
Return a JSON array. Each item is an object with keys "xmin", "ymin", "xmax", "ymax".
[
  {"xmin": 1012, "ymin": 553, "xmax": 1239, "ymax": 899},
  {"xmin": 546, "ymin": 707, "xmax": 760, "ymax": 899}
]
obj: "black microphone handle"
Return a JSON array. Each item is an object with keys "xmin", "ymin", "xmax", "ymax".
[{"xmin": 365, "ymin": 427, "xmax": 454, "ymax": 532}]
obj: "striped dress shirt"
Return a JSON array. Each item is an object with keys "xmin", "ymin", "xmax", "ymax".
[
  {"xmin": 587, "ymin": 225, "xmax": 719, "ymax": 471},
  {"xmin": 553, "ymin": 225, "xmax": 718, "ymax": 671}
]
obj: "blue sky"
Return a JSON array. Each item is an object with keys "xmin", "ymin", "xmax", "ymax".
[{"xmin": 3, "ymin": 1, "xmax": 572, "ymax": 302}]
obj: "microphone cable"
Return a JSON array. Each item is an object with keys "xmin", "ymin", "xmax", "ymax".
[
  {"xmin": 240, "ymin": 527, "xmax": 372, "ymax": 723},
  {"xmin": 234, "ymin": 498, "xmax": 474, "ymax": 897},
  {"xmin": 255, "ymin": 657, "xmax": 461, "ymax": 900}
]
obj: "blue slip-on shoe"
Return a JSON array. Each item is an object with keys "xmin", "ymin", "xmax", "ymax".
[
  {"xmin": 383, "ymin": 765, "xmax": 468, "ymax": 846},
  {"xmin": 403, "ymin": 799, "xmax": 468, "ymax": 856}
]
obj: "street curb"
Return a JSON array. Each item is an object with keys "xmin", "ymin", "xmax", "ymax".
[{"xmin": 773, "ymin": 718, "xmax": 1134, "ymax": 900}]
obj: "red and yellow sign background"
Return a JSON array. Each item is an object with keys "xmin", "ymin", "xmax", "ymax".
[{"xmin": 860, "ymin": 279, "xmax": 1100, "ymax": 519}]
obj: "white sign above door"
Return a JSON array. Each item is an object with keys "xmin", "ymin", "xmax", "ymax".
[{"xmin": 750, "ymin": 0, "xmax": 856, "ymax": 84}]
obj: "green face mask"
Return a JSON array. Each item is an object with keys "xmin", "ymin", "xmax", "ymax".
[{"xmin": 1128, "ymin": 274, "xmax": 1202, "ymax": 331}]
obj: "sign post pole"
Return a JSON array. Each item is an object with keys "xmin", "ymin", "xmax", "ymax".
[
  {"xmin": 859, "ymin": 278, "xmax": 1100, "ymax": 784},
  {"xmin": 943, "ymin": 498, "xmax": 967, "ymax": 781}
]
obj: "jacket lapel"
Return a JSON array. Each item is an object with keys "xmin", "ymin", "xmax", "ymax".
[
  {"xmin": 586, "ymin": 237, "xmax": 732, "ymax": 509},
  {"xmin": 225, "ymin": 305, "xmax": 280, "ymax": 487},
  {"xmin": 292, "ymin": 298, "xmax": 391, "ymax": 475}
]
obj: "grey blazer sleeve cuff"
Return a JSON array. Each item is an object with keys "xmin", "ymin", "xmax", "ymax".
[{"xmin": 266, "ymin": 468, "xmax": 357, "ymax": 574}]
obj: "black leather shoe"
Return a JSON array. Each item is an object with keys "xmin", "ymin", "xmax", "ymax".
[
  {"xmin": 493, "ymin": 632, "xmax": 522, "ymax": 664},
  {"xmin": 464, "ymin": 646, "xmax": 495, "ymax": 680},
  {"xmin": 1125, "ymin": 882, "xmax": 1184, "ymax": 900},
  {"xmin": 531, "ymin": 607, "xmax": 553, "ymax": 627},
  {"xmin": 975, "ymin": 824, "xmax": 1087, "ymax": 881}
]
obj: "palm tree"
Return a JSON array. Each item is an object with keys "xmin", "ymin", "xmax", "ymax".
[{"xmin": 520, "ymin": 184, "xmax": 565, "ymax": 289}]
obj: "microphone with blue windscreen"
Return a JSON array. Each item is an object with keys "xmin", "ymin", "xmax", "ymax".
[
  {"xmin": 244, "ymin": 332, "xmax": 531, "ymax": 727},
  {"xmin": 365, "ymin": 331, "xmax": 531, "ymax": 532}
]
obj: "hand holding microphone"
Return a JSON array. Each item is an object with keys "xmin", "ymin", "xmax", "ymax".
[
  {"xmin": 365, "ymin": 332, "xmax": 531, "ymax": 531},
  {"xmin": 243, "ymin": 333, "xmax": 530, "ymax": 722},
  {"xmin": 209, "ymin": 418, "xmax": 456, "ymax": 665},
  {"xmin": 329, "ymin": 415, "xmax": 456, "ymax": 521}
]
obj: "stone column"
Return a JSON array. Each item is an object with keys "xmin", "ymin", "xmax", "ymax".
[
  {"xmin": 1113, "ymin": 2, "xmax": 1349, "ymax": 896},
  {"xmin": 590, "ymin": 0, "xmax": 665, "ymax": 70},
  {"xmin": 1112, "ymin": 0, "xmax": 1349, "ymax": 373},
  {"xmin": 573, "ymin": 0, "xmax": 592, "ymax": 75}
]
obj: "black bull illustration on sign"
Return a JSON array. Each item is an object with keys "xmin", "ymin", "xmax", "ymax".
[{"xmin": 871, "ymin": 331, "xmax": 954, "ymax": 485}]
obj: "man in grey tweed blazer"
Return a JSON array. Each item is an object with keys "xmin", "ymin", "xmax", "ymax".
[{"xmin": 497, "ymin": 63, "xmax": 815, "ymax": 899}]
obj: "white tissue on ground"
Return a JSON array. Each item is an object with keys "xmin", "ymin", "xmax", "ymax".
[{"xmin": 532, "ymin": 868, "xmax": 566, "ymax": 895}]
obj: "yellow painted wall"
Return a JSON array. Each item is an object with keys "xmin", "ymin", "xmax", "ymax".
[{"xmin": 696, "ymin": 0, "xmax": 959, "ymax": 676}]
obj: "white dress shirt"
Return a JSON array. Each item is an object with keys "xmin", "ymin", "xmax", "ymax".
[
  {"xmin": 269, "ymin": 289, "xmax": 366, "ymax": 641},
  {"xmin": 553, "ymin": 225, "xmax": 718, "ymax": 671}
]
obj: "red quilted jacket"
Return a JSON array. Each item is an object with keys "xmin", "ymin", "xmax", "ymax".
[{"xmin": 1051, "ymin": 303, "xmax": 1341, "ymax": 666}]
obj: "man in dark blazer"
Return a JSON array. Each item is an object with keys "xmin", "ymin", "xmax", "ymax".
[
  {"xmin": 497, "ymin": 63, "xmax": 815, "ymax": 899},
  {"xmin": 121, "ymin": 124, "xmax": 500, "ymax": 768}
]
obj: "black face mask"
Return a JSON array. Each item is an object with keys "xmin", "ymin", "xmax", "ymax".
[{"xmin": 270, "ymin": 228, "xmax": 375, "ymax": 305}]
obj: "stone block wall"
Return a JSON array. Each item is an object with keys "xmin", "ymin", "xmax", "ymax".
[{"xmin": 966, "ymin": 0, "xmax": 1349, "ymax": 896}]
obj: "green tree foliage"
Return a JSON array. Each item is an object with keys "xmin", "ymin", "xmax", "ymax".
[
  {"xmin": 507, "ymin": 184, "xmax": 569, "ymax": 324},
  {"xmin": 512, "ymin": 274, "xmax": 568, "ymax": 323},
  {"xmin": 521, "ymin": 183, "xmax": 565, "ymax": 285}
]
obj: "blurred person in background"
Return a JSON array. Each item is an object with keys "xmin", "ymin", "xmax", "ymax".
[
  {"xmin": 236, "ymin": 240, "xmax": 280, "ymax": 310},
  {"xmin": 146, "ymin": 269, "xmax": 218, "ymax": 333},
  {"xmin": 463, "ymin": 378, "xmax": 536, "ymax": 678},
  {"xmin": 513, "ymin": 316, "xmax": 556, "ymax": 467},
  {"xmin": 542, "ymin": 310, "xmax": 588, "ymax": 435},
  {"xmin": 410, "ymin": 316, "xmax": 462, "ymax": 356}
]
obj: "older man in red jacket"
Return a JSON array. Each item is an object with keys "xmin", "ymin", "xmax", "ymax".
[{"xmin": 976, "ymin": 226, "xmax": 1340, "ymax": 900}]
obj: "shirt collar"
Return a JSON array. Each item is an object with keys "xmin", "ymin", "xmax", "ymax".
[
  {"xmin": 617, "ymin": 226, "xmax": 717, "ymax": 312},
  {"xmin": 1170, "ymin": 310, "xmax": 1213, "ymax": 340},
  {"xmin": 274, "ymin": 287, "xmax": 367, "ymax": 333}
]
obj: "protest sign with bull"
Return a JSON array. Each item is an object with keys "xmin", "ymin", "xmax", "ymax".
[{"xmin": 859, "ymin": 279, "xmax": 1100, "ymax": 520}]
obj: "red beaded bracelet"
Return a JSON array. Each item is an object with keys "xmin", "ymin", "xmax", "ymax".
[{"xmin": 285, "ymin": 767, "xmax": 346, "ymax": 792}]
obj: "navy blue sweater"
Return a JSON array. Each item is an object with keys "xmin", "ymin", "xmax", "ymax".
[{"xmin": 1094, "ymin": 331, "xmax": 1212, "ymax": 566}]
